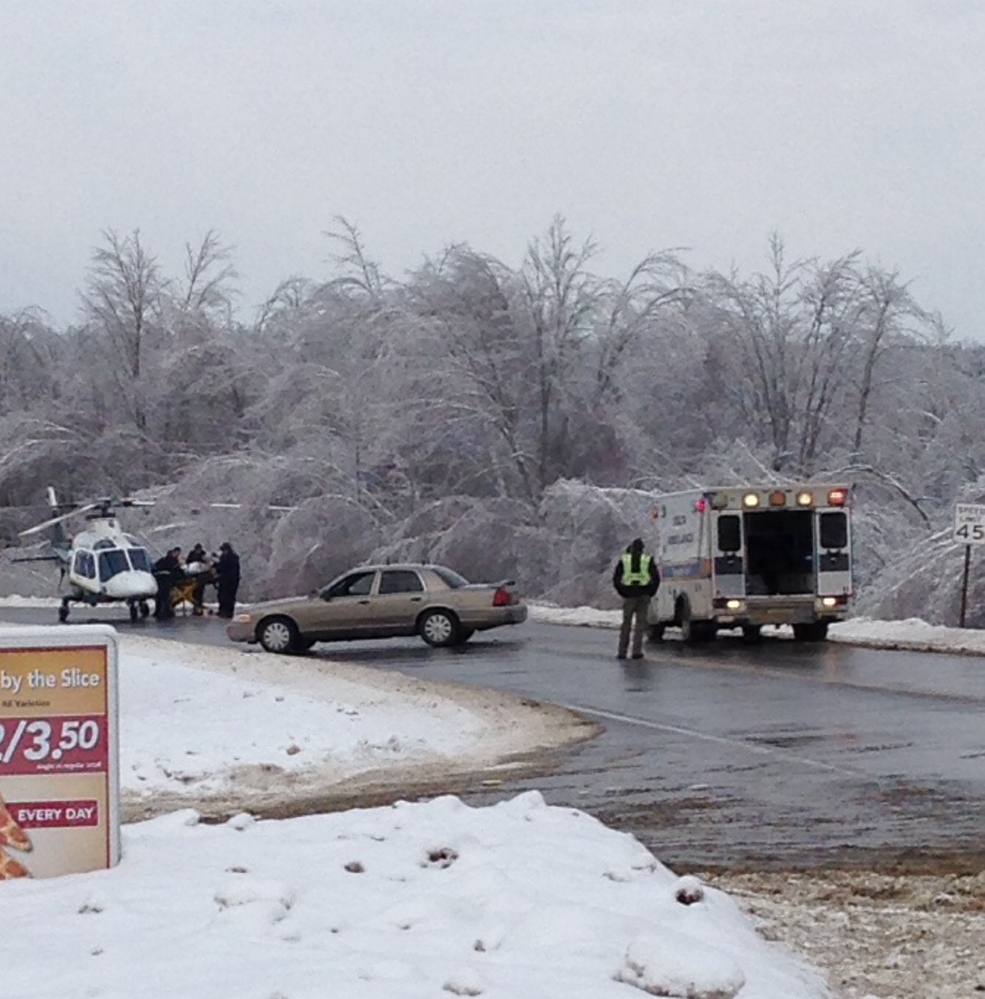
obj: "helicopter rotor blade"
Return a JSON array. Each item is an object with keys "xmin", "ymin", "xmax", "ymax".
[
  {"xmin": 89, "ymin": 496, "xmax": 155, "ymax": 512},
  {"xmin": 209, "ymin": 502, "xmax": 298, "ymax": 512},
  {"xmin": 19, "ymin": 488, "xmax": 156, "ymax": 541},
  {"xmin": 18, "ymin": 502, "xmax": 101, "ymax": 537}
]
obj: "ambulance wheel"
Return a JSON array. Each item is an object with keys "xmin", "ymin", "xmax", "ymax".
[
  {"xmin": 58, "ymin": 603, "xmax": 70, "ymax": 623},
  {"xmin": 139, "ymin": 601, "xmax": 150, "ymax": 618},
  {"xmin": 647, "ymin": 623, "xmax": 665, "ymax": 642},
  {"xmin": 129, "ymin": 602, "xmax": 139, "ymax": 623},
  {"xmin": 680, "ymin": 601, "xmax": 714, "ymax": 644},
  {"xmin": 793, "ymin": 622, "xmax": 828, "ymax": 642},
  {"xmin": 741, "ymin": 624, "xmax": 762, "ymax": 643}
]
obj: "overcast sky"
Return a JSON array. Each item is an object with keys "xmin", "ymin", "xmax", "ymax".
[{"xmin": 2, "ymin": 1, "xmax": 983, "ymax": 339}]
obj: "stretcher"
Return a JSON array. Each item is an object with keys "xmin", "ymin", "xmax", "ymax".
[{"xmin": 170, "ymin": 568, "xmax": 216, "ymax": 615}]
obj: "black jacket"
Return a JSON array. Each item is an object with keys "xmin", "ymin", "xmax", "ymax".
[
  {"xmin": 153, "ymin": 553, "xmax": 181, "ymax": 580},
  {"xmin": 612, "ymin": 549, "xmax": 660, "ymax": 599},
  {"xmin": 187, "ymin": 545, "xmax": 208, "ymax": 565},
  {"xmin": 215, "ymin": 549, "xmax": 240, "ymax": 584}
]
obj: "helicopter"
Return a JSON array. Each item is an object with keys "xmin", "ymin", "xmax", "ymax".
[{"xmin": 14, "ymin": 487, "xmax": 159, "ymax": 623}]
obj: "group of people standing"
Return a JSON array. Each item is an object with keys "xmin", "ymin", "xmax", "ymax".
[{"xmin": 152, "ymin": 542, "xmax": 240, "ymax": 621}]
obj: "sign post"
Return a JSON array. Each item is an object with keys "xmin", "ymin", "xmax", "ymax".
[
  {"xmin": 0, "ymin": 625, "xmax": 119, "ymax": 881},
  {"xmin": 952, "ymin": 504, "xmax": 985, "ymax": 628}
]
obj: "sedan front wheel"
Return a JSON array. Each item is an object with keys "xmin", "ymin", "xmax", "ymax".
[
  {"xmin": 257, "ymin": 616, "xmax": 300, "ymax": 654},
  {"xmin": 419, "ymin": 609, "xmax": 461, "ymax": 648}
]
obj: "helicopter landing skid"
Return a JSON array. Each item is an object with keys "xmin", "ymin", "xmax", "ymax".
[
  {"xmin": 58, "ymin": 596, "xmax": 152, "ymax": 623},
  {"xmin": 128, "ymin": 598, "xmax": 151, "ymax": 623}
]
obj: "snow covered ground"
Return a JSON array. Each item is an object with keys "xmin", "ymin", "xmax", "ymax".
[
  {"xmin": 0, "ymin": 619, "xmax": 825, "ymax": 999},
  {"xmin": 5, "ymin": 794, "xmax": 828, "ymax": 999},
  {"xmin": 116, "ymin": 630, "xmax": 592, "ymax": 815},
  {"xmin": 1, "ymin": 601, "xmax": 982, "ymax": 998}
]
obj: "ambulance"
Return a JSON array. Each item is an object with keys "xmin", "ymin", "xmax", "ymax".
[{"xmin": 648, "ymin": 483, "xmax": 853, "ymax": 643}]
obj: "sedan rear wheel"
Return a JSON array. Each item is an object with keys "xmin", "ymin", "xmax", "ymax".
[
  {"xmin": 419, "ymin": 608, "xmax": 461, "ymax": 648},
  {"xmin": 258, "ymin": 616, "xmax": 300, "ymax": 654}
]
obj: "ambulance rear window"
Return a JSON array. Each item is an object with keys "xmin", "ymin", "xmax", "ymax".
[
  {"xmin": 820, "ymin": 512, "xmax": 848, "ymax": 549},
  {"xmin": 717, "ymin": 515, "xmax": 741, "ymax": 552}
]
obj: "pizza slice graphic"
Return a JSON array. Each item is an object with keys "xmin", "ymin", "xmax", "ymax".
[
  {"xmin": 0, "ymin": 790, "xmax": 33, "ymax": 880},
  {"xmin": 0, "ymin": 850, "xmax": 30, "ymax": 880},
  {"xmin": 0, "ymin": 792, "xmax": 32, "ymax": 852}
]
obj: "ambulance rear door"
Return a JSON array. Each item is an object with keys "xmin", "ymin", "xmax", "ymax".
[
  {"xmin": 815, "ymin": 504, "xmax": 852, "ymax": 598},
  {"xmin": 712, "ymin": 509, "xmax": 745, "ymax": 598}
]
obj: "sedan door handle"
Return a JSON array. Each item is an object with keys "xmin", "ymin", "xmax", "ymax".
[
  {"xmin": 357, "ymin": 599, "xmax": 371, "ymax": 604},
  {"xmin": 409, "ymin": 596, "xmax": 423, "ymax": 602}
]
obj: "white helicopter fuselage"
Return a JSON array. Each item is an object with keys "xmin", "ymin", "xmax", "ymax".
[
  {"xmin": 17, "ymin": 489, "xmax": 161, "ymax": 622},
  {"xmin": 66, "ymin": 517, "xmax": 158, "ymax": 603}
]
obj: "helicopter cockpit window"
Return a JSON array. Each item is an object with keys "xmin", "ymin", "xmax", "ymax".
[
  {"xmin": 127, "ymin": 548, "xmax": 152, "ymax": 572},
  {"xmin": 98, "ymin": 549, "xmax": 130, "ymax": 582},
  {"xmin": 74, "ymin": 551, "xmax": 96, "ymax": 579}
]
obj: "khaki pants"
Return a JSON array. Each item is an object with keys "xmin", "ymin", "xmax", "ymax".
[{"xmin": 619, "ymin": 595, "xmax": 650, "ymax": 657}]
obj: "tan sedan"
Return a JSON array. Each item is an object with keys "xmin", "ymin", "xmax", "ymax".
[{"xmin": 226, "ymin": 562, "xmax": 528, "ymax": 653}]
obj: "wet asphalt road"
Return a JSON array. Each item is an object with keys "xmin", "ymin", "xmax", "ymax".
[{"xmin": 3, "ymin": 605, "xmax": 983, "ymax": 872}]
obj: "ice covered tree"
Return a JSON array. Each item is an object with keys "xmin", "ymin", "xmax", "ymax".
[
  {"xmin": 80, "ymin": 229, "xmax": 164, "ymax": 434},
  {"xmin": 401, "ymin": 244, "xmax": 537, "ymax": 500},
  {"xmin": 154, "ymin": 232, "xmax": 253, "ymax": 454},
  {"xmin": 0, "ymin": 308, "xmax": 60, "ymax": 416}
]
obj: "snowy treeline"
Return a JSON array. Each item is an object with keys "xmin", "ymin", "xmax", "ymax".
[{"xmin": 2, "ymin": 219, "xmax": 984, "ymax": 622}]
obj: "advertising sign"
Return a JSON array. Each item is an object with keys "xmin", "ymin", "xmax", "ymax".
[{"xmin": 0, "ymin": 625, "xmax": 119, "ymax": 880}]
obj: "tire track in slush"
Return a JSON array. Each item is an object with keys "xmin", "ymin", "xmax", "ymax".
[{"xmin": 558, "ymin": 702, "xmax": 868, "ymax": 778}]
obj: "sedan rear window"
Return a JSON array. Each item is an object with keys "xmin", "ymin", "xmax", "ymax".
[
  {"xmin": 431, "ymin": 566, "xmax": 469, "ymax": 589},
  {"xmin": 379, "ymin": 570, "xmax": 424, "ymax": 594}
]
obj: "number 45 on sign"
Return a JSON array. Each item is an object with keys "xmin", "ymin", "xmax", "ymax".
[{"xmin": 953, "ymin": 504, "xmax": 985, "ymax": 544}]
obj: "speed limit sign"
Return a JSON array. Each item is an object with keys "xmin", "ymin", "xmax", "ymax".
[{"xmin": 953, "ymin": 503, "xmax": 985, "ymax": 544}]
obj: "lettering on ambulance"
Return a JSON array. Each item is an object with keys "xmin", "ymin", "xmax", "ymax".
[
  {"xmin": 660, "ymin": 560, "xmax": 712, "ymax": 579},
  {"xmin": 666, "ymin": 533, "xmax": 695, "ymax": 546}
]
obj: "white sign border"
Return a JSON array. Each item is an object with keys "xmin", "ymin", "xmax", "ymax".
[{"xmin": 0, "ymin": 623, "xmax": 120, "ymax": 869}]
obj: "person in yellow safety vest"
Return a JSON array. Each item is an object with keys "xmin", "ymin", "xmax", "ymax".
[{"xmin": 612, "ymin": 537, "xmax": 660, "ymax": 659}]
